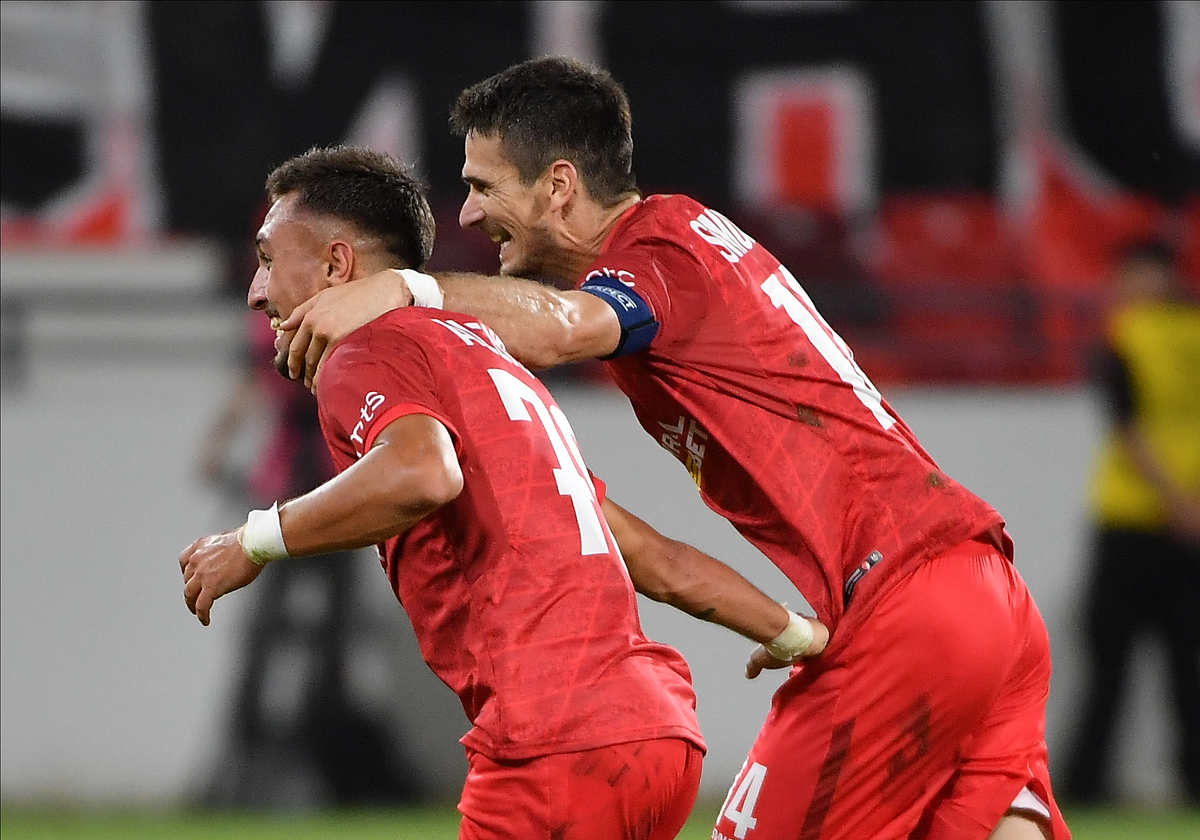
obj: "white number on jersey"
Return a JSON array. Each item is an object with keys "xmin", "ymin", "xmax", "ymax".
[
  {"xmin": 761, "ymin": 265, "xmax": 896, "ymax": 430},
  {"xmin": 488, "ymin": 368, "xmax": 610, "ymax": 555},
  {"xmin": 719, "ymin": 759, "xmax": 768, "ymax": 838}
]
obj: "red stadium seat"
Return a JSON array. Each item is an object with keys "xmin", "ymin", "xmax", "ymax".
[
  {"xmin": 1177, "ymin": 197, "xmax": 1200, "ymax": 295},
  {"xmin": 1021, "ymin": 148, "xmax": 1167, "ymax": 290},
  {"xmin": 869, "ymin": 193, "xmax": 1019, "ymax": 289}
]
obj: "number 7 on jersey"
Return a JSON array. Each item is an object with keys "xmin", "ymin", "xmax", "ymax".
[{"xmin": 488, "ymin": 368, "xmax": 611, "ymax": 556}]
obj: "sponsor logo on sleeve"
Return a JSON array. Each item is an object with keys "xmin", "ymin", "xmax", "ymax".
[
  {"xmin": 585, "ymin": 267, "xmax": 637, "ymax": 287},
  {"xmin": 349, "ymin": 390, "xmax": 387, "ymax": 457}
]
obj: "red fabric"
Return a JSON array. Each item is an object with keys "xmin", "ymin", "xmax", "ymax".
[
  {"xmin": 459, "ymin": 738, "xmax": 703, "ymax": 840},
  {"xmin": 712, "ymin": 544, "xmax": 1069, "ymax": 840},
  {"xmin": 589, "ymin": 473, "xmax": 608, "ymax": 504},
  {"xmin": 316, "ymin": 308, "xmax": 703, "ymax": 761},
  {"xmin": 586, "ymin": 195, "xmax": 1005, "ymax": 645}
]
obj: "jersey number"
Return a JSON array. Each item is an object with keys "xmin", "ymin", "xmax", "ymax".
[
  {"xmin": 720, "ymin": 759, "xmax": 768, "ymax": 838},
  {"xmin": 488, "ymin": 368, "xmax": 609, "ymax": 555},
  {"xmin": 761, "ymin": 266, "xmax": 895, "ymax": 430}
]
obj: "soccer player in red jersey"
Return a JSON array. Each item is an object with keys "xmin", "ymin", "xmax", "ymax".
[
  {"xmin": 280, "ymin": 60, "xmax": 1071, "ymax": 840},
  {"xmin": 180, "ymin": 145, "xmax": 830, "ymax": 840}
]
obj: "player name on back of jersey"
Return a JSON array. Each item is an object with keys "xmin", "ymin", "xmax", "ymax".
[{"xmin": 431, "ymin": 316, "xmax": 522, "ymax": 368}]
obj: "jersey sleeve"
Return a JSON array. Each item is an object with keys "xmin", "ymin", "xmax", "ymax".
[
  {"xmin": 589, "ymin": 472, "xmax": 608, "ymax": 504},
  {"xmin": 579, "ymin": 238, "xmax": 711, "ymax": 356},
  {"xmin": 316, "ymin": 324, "xmax": 460, "ymax": 461}
]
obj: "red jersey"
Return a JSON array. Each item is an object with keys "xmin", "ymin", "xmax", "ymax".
[
  {"xmin": 580, "ymin": 195, "xmax": 1008, "ymax": 644},
  {"xmin": 315, "ymin": 307, "xmax": 703, "ymax": 760}
]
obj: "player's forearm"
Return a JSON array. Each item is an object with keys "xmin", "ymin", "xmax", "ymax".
[
  {"xmin": 435, "ymin": 272, "xmax": 617, "ymax": 368},
  {"xmin": 604, "ymin": 498, "xmax": 791, "ymax": 643},
  {"xmin": 276, "ymin": 427, "xmax": 462, "ymax": 556},
  {"xmin": 277, "ymin": 477, "xmax": 432, "ymax": 555},
  {"xmin": 638, "ymin": 539, "xmax": 791, "ymax": 644}
]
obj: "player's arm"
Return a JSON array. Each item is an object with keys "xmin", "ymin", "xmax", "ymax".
[
  {"xmin": 279, "ymin": 269, "xmax": 622, "ymax": 388},
  {"xmin": 601, "ymin": 497, "xmax": 829, "ymax": 677},
  {"xmin": 180, "ymin": 413, "xmax": 461, "ymax": 625}
]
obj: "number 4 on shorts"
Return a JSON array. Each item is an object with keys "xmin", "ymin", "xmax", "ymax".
[{"xmin": 719, "ymin": 760, "xmax": 767, "ymax": 839}]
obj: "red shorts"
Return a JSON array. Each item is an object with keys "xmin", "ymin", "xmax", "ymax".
[
  {"xmin": 459, "ymin": 737, "xmax": 703, "ymax": 840},
  {"xmin": 712, "ymin": 542, "xmax": 1071, "ymax": 840}
]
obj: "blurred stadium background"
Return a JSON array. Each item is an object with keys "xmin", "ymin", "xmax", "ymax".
[{"xmin": 2, "ymin": 1, "xmax": 1198, "ymax": 836}]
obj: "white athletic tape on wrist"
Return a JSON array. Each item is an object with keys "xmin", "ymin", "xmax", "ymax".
[
  {"xmin": 764, "ymin": 609, "xmax": 815, "ymax": 661},
  {"xmin": 240, "ymin": 502, "xmax": 290, "ymax": 566},
  {"xmin": 399, "ymin": 269, "xmax": 444, "ymax": 309}
]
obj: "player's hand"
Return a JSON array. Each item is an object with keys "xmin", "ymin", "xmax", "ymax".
[
  {"xmin": 279, "ymin": 269, "xmax": 415, "ymax": 390},
  {"xmin": 179, "ymin": 529, "xmax": 264, "ymax": 626},
  {"xmin": 745, "ymin": 616, "xmax": 830, "ymax": 679},
  {"xmin": 745, "ymin": 645, "xmax": 793, "ymax": 679}
]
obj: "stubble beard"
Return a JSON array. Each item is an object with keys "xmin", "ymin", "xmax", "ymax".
[{"xmin": 501, "ymin": 224, "xmax": 571, "ymax": 285}]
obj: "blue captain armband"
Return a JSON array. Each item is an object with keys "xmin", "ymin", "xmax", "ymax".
[{"xmin": 579, "ymin": 273, "xmax": 660, "ymax": 358}]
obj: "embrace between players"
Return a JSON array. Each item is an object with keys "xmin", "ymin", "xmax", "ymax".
[{"xmin": 180, "ymin": 58, "xmax": 1069, "ymax": 840}]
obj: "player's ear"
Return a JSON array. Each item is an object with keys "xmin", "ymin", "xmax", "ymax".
[
  {"xmin": 325, "ymin": 239, "xmax": 354, "ymax": 286},
  {"xmin": 546, "ymin": 159, "xmax": 578, "ymax": 212}
]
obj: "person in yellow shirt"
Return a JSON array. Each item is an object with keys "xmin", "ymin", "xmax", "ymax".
[{"xmin": 1062, "ymin": 240, "xmax": 1200, "ymax": 804}]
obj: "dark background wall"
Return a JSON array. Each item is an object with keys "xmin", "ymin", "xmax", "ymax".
[
  {"xmin": 2, "ymin": 0, "xmax": 1197, "ymax": 384},
  {"xmin": 5, "ymin": 2, "xmax": 1194, "ymax": 238}
]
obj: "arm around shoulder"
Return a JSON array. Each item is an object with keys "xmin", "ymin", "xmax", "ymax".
[{"xmin": 436, "ymin": 272, "xmax": 622, "ymax": 368}]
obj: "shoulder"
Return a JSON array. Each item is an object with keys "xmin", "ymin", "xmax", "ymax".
[
  {"xmin": 601, "ymin": 196, "xmax": 713, "ymax": 267},
  {"xmin": 340, "ymin": 308, "xmax": 448, "ymax": 353},
  {"xmin": 611, "ymin": 195, "xmax": 748, "ymax": 260},
  {"xmin": 618, "ymin": 194, "xmax": 706, "ymax": 237},
  {"xmin": 322, "ymin": 309, "xmax": 445, "ymax": 383}
]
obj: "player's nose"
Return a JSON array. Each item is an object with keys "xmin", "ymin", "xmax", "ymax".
[
  {"xmin": 247, "ymin": 267, "xmax": 268, "ymax": 311},
  {"xmin": 459, "ymin": 193, "xmax": 485, "ymax": 229}
]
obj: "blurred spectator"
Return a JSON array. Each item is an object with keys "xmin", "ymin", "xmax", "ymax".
[
  {"xmin": 196, "ymin": 313, "xmax": 418, "ymax": 808},
  {"xmin": 1061, "ymin": 240, "xmax": 1200, "ymax": 804}
]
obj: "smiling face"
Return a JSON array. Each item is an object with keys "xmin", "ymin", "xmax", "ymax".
[
  {"xmin": 458, "ymin": 132, "xmax": 561, "ymax": 277},
  {"xmin": 247, "ymin": 193, "xmax": 337, "ymax": 374}
]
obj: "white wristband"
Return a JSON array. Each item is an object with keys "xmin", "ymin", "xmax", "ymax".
[
  {"xmin": 399, "ymin": 269, "xmax": 444, "ymax": 309},
  {"xmin": 239, "ymin": 502, "xmax": 290, "ymax": 567},
  {"xmin": 764, "ymin": 609, "xmax": 815, "ymax": 661}
]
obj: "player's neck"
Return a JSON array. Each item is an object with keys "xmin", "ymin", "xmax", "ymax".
[{"xmin": 558, "ymin": 193, "xmax": 640, "ymax": 278}]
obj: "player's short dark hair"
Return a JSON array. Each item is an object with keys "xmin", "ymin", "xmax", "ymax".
[
  {"xmin": 265, "ymin": 145, "xmax": 435, "ymax": 269},
  {"xmin": 449, "ymin": 56, "xmax": 638, "ymax": 206}
]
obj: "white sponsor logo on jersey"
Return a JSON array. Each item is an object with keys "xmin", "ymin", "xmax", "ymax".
[{"xmin": 349, "ymin": 390, "xmax": 388, "ymax": 456}]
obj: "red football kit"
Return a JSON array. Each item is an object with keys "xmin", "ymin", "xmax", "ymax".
[
  {"xmin": 316, "ymin": 307, "xmax": 704, "ymax": 838},
  {"xmin": 578, "ymin": 195, "xmax": 1069, "ymax": 839}
]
